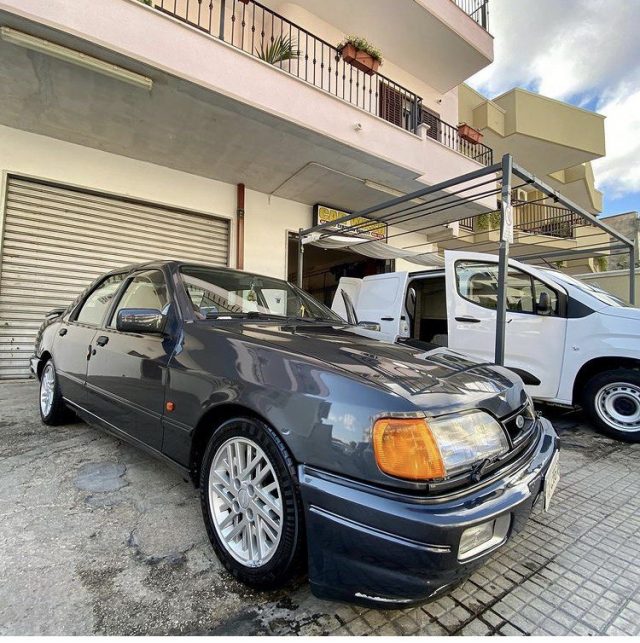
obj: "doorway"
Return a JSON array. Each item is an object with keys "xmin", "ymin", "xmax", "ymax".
[{"xmin": 287, "ymin": 233, "xmax": 391, "ymax": 307}]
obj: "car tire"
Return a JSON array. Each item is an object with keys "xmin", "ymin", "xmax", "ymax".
[
  {"xmin": 39, "ymin": 359, "xmax": 71, "ymax": 425},
  {"xmin": 583, "ymin": 369, "xmax": 640, "ymax": 443},
  {"xmin": 200, "ymin": 417, "xmax": 305, "ymax": 589}
]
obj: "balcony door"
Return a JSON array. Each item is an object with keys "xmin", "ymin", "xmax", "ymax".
[
  {"xmin": 379, "ymin": 83, "xmax": 415, "ymax": 130},
  {"xmin": 421, "ymin": 107, "xmax": 441, "ymax": 142}
]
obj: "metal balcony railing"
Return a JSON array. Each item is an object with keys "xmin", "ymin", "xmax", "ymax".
[
  {"xmin": 513, "ymin": 201, "xmax": 583, "ymax": 239},
  {"xmin": 153, "ymin": 0, "xmax": 494, "ymax": 166},
  {"xmin": 155, "ymin": 0, "xmax": 421, "ymax": 131},
  {"xmin": 451, "ymin": 0, "xmax": 490, "ymax": 30},
  {"xmin": 458, "ymin": 201, "xmax": 583, "ymax": 239},
  {"xmin": 421, "ymin": 111, "xmax": 494, "ymax": 166}
]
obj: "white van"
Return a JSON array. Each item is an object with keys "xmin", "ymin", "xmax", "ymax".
[{"xmin": 332, "ymin": 250, "xmax": 640, "ymax": 442}]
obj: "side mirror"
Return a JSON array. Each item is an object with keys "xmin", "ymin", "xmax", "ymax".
[
  {"xmin": 116, "ymin": 308, "xmax": 166, "ymax": 334},
  {"xmin": 536, "ymin": 291, "xmax": 551, "ymax": 315},
  {"xmin": 357, "ymin": 320, "xmax": 381, "ymax": 332}
]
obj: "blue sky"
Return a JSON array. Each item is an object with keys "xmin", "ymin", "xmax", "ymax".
[{"xmin": 466, "ymin": 0, "xmax": 640, "ymax": 218}]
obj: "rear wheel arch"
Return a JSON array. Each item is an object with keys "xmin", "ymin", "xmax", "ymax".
[
  {"xmin": 572, "ymin": 357, "xmax": 640, "ymax": 405},
  {"xmin": 189, "ymin": 403, "xmax": 290, "ymax": 487}
]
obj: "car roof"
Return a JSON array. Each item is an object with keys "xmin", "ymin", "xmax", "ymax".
[{"xmin": 102, "ymin": 260, "xmax": 285, "ymax": 282}]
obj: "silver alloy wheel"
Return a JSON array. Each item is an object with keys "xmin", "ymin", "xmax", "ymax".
[
  {"xmin": 40, "ymin": 363, "xmax": 56, "ymax": 417},
  {"xmin": 595, "ymin": 382, "xmax": 640, "ymax": 433},
  {"xmin": 208, "ymin": 437, "xmax": 283, "ymax": 567}
]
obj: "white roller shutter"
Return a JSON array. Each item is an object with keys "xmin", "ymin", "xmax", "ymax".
[{"xmin": 0, "ymin": 176, "xmax": 230, "ymax": 378}]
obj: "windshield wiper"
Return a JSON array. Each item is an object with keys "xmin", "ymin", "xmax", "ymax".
[
  {"xmin": 285, "ymin": 316, "xmax": 343, "ymax": 324},
  {"xmin": 205, "ymin": 311, "xmax": 288, "ymax": 320}
]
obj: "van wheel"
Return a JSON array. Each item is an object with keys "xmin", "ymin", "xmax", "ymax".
[
  {"xmin": 199, "ymin": 417, "xmax": 305, "ymax": 589},
  {"xmin": 583, "ymin": 369, "xmax": 640, "ymax": 442}
]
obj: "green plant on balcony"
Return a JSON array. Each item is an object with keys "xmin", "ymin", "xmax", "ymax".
[
  {"xmin": 594, "ymin": 256, "xmax": 608, "ymax": 272},
  {"xmin": 337, "ymin": 35, "xmax": 383, "ymax": 75},
  {"xmin": 138, "ymin": 0, "xmax": 153, "ymax": 6},
  {"xmin": 475, "ymin": 211, "xmax": 502, "ymax": 232},
  {"xmin": 257, "ymin": 35, "xmax": 300, "ymax": 65}
]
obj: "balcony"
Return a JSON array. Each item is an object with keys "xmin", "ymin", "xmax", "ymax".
[
  {"xmin": 154, "ymin": 0, "xmax": 493, "ymax": 166},
  {"xmin": 0, "ymin": 0, "xmax": 495, "ymax": 219},
  {"xmin": 451, "ymin": 0, "xmax": 489, "ymax": 30},
  {"xmin": 459, "ymin": 200, "xmax": 585, "ymax": 240}
]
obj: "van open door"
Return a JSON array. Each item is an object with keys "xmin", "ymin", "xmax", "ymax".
[
  {"xmin": 331, "ymin": 277, "xmax": 362, "ymax": 322},
  {"xmin": 444, "ymin": 250, "xmax": 568, "ymax": 400},
  {"xmin": 333, "ymin": 273, "xmax": 409, "ymax": 343}
]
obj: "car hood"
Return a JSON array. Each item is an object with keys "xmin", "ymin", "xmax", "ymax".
[
  {"xmin": 601, "ymin": 306, "xmax": 640, "ymax": 322},
  {"xmin": 217, "ymin": 322, "xmax": 526, "ymax": 418}
]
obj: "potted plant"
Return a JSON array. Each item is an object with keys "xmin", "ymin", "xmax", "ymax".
[
  {"xmin": 458, "ymin": 123, "xmax": 483, "ymax": 145},
  {"xmin": 256, "ymin": 35, "xmax": 300, "ymax": 66},
  {"xmin": 337, "ymin": 36, "xmax": 382, "ymax": 75}
]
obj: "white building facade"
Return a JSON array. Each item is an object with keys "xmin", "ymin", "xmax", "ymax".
[{"xmin": 0, "ymin": 0, "xmax": 495, "ymax": 377}]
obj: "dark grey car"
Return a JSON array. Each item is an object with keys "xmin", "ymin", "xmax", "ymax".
[{"xmin": 31, "ymin": 260, "xmax": 559, "ymax": 607}]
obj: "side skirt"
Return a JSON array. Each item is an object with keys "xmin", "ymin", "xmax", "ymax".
[{"xmin": 64, "ymin": 398, "xmax": 191, "ymax": 481}]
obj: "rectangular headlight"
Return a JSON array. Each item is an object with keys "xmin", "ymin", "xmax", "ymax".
[
  {"xmin": 428, "ymin": 411, "xmax": 509, "ymax": 477},
  {"xmin": 372, "ymin": 411, "xmax": 509, "ymax": 482}
]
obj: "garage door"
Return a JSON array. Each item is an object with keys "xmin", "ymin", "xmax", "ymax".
[{"xmin": 0, "ymin": 176, "xmax": 230, "ymax": 378}]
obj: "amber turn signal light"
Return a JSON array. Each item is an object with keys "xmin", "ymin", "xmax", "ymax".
[{"xmin": 373, "ymin": 418, "xmax": 445, "ymax": 481}]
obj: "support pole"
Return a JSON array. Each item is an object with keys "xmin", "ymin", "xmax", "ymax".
[
  {"xmin": 495, "ymin": 154, "xmax": 513, "ymax": 366},
  {"xmin": 297, "ymin": 230, "xmax": 304, "ymax": 288},
  {"xmin": 630, "ymin": 242, "xmax": 637, "ymax": 306}
]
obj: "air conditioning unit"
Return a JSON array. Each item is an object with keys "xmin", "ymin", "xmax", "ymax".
[{"xmin": 515, "ymin": 188, "xmax": 528, "ymax": 202}]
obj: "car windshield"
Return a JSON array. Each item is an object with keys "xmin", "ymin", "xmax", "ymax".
[
  {"xmin": 180, "ymin": 265, "xmax": 345, "ymax": 322},
  {"xmin": 543, "ymin": 270, "xmax": 631, "ymax": 308}
]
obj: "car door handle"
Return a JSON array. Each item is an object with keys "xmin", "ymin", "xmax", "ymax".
[
  {"xmin": 58, "ymin": 328, "xmax": 68, "ymax": 336},
  {"xmin": 381, "ymin": 317, "xmax": 394, "ymax": 321},
  {"xmin": 455, "ymin": 316, "xmax": 481, "ymax": 323},
  {"xmin": 95, "ymin": 335, "xmax": 109, "ymax": 347}
]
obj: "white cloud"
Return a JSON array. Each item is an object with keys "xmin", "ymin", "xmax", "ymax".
[
  {"xmin": 593, "ymin": 88, "xmax": 640, "ymax": 197},
  {"xmin": 468, "ymin": 0, "xmax": 640, "ymax": 199}
]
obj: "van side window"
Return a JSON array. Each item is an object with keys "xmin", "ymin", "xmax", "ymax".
[{"xmin": 455, "ymin": 261, "xmax": 558, "ymax": 316}]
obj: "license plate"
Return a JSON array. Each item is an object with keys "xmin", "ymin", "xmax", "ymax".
[{"xmin": 544, "ymin": 451, "xmax": 560, "ymax": 511}]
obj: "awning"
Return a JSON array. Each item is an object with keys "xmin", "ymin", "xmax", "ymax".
[{"xmin": 303, "ymin": 234, "xmax": 445, "ymax": 267}]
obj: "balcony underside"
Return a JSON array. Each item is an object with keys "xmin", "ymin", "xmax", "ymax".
[{"xmin": 0, "ymin": 4, "xmax": 495, "ymax": 225}]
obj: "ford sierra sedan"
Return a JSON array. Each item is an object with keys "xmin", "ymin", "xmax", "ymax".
[{"xmin": 31, "ymin": 260, "xmax": 559, "ymax": 607}]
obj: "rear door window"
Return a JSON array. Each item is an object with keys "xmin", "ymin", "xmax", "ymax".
[{"xmin": 75, "ymin": 274, "xmax": 125, "ymax": 326}]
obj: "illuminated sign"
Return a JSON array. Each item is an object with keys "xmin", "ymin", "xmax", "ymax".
[{"xmin": 313, "ymin": 205, "xmax": 387, "ymax": 241}]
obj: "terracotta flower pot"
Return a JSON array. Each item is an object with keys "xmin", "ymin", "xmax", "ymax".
[
  {"xmin": 458, "ymin": 123, "xmax": 483, "ymax": 145},
  {"xmin": 339, "ymin": 43, "xmax": 380, "ymax": 76}
]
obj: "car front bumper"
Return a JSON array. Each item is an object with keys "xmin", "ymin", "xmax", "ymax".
[{"xmin": 299, "ymin": 417, "xmax": 558, "ymax": 608}]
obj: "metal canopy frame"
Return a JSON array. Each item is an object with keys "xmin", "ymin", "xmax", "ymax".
[{"xmin": 297, "ymin": 154, "xmax": 637, "ymax": 366}]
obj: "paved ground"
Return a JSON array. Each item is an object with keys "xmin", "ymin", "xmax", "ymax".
[{"xmin": 1, "ymin": 380, "xmax": 639, "ymax": 635}]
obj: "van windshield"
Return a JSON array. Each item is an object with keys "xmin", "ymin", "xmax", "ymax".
[
  {"xmin": 180, "ymin": 265, "xmax": 345, "ymax": 322},
  {"xmin": 544, "ymin": 271, "xmax": 631, "ymax": 308}
]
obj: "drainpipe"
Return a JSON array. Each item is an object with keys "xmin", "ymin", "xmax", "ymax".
[{"xmin": 236, "ymin": 183, "xmax": 245, "ymax": 270}]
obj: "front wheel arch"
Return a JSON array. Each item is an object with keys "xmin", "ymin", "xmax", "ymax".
[
  {"xmin": 572, "ymin": 357, "xmax": 640, "ymax": 405},
  {"xmin": 189, "ymin": 403, "xmax": 287, "ymax": 488}
]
